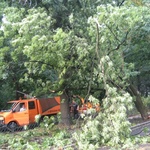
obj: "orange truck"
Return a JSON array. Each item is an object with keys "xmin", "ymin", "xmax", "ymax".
[{"xmin": 0, "ymin": 96, "xmax": 60, "ymax": 130}]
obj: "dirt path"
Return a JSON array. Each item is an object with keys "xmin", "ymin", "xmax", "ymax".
[{"xmin": 138, "ymin": 144, "xmax": 150, "ymax": 150}]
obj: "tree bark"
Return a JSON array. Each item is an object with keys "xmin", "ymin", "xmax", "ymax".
[
  {"xmin": 60, "ymin": 92, "xmax": 71, "ymax": 126},
  {"xmin": 128, "ymin": 84, "xmax": 148, "ymax": 120}
]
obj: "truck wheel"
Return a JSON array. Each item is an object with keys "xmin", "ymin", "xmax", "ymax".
[{"xmin": 7, "ymin": 121, "xmax": 18, "ymax": 131}]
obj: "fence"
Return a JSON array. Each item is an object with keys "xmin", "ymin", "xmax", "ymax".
[{"xmin": 0, "ymin": 123, "xmax": 39, "ymax": 133}]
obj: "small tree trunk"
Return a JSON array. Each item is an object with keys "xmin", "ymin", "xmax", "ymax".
[
  {"xmin": 60, "ymin": 92, "xmax": 71, "ymax": 126},
  {"xmin": 128, "ymin": 84, "xmax": 148, "ymax": 120}
]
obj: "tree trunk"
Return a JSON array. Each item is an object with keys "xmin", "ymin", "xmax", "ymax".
[
  {"xmin": 60, "ymin": 92, "xmax": 71, "ymax": 126},
  {"xmin": 128, "ymin": 84, "xmax": 148, "ymax": 120}
]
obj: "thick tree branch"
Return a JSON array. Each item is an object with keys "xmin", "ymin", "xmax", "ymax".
[
  {"xmin": 117, "ymin": 0, "xmax": 126, "ymax": 7},
  {"xmin": 84, "ymin": 57, "xmax": 94, "ymax": 100},
  {"xmin": 105, "ymin": 24, "xmax": 121, "ymax": 43},
  {"xmin": 28, "ymin": 60, "xmax": 55, "ymax": 69},
  {"xmin": 108, "ymin": 30, "xmax": 130, "ymax": 55}
]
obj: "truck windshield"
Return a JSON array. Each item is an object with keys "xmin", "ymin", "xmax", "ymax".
[{"xmin": 1, "ymin": 102, "xmax": 17, "ymax": 112}]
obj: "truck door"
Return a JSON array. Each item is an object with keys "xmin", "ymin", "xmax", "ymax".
[
  {"xmin": 12, "ymin": 102, "xmax": 29, "ymax": 126},
  {"xmin": 28, "ymin": 101, "xmax": 38, "ymax": 123}
]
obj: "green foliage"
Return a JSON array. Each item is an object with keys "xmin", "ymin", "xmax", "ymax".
[
  {"xmin": 73, "ymin": 55, "xmax": 134, "ymax": 149},
  {"xmin": 143, "ymin": 97, "xmax": 150, "ymax": 110},
  {"xmin": 0, "ymin": 83, "xmax": 15, "ymax": 107},
  {"xmin": 0, "ymin": 0, "xmax": 149, "ymax": 149},
  {"xmin": 0, "ymin": 6, "xmax": 58, "ymax": 96},
  {"xmin": 1, "ymin": 0, "xmax": 149, "ymax": 96},
  {"xmin": 40, "ymin": 116, "xmax": 56, "ymax": 133}
]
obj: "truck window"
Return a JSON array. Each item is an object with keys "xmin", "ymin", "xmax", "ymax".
[
  {"xmin": 20, "ymin": 103, "xmax": 26, "ymax": 112},
  {"xmin": 12, "ymin": 103, "xmax": 26, "ymax": 112},
  {"xmin": 28, "ymin": 101, "xmax": 35, "ymax": 109},
  {"xmin": 1, "ymin": 103, "xmax": 17, "ymax": 112}
]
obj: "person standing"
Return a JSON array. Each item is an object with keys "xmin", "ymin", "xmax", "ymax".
[{"xmin": 70, "ymin": 100, "xmax": 78, "ymax": 119}]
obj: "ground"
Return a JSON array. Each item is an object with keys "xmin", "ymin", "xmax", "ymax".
[
  {"xmin": 138, "ymin": 144, "xmax": 150, "ymax": 150},
  {"xmin": 1, "ymin": 113, "xmax": 150, "ymax": 150}
]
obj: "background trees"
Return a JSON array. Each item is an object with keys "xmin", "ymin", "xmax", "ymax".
[{"xmin": 0, "ymin": 0, "xmax": 150, "ymax": 148}]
